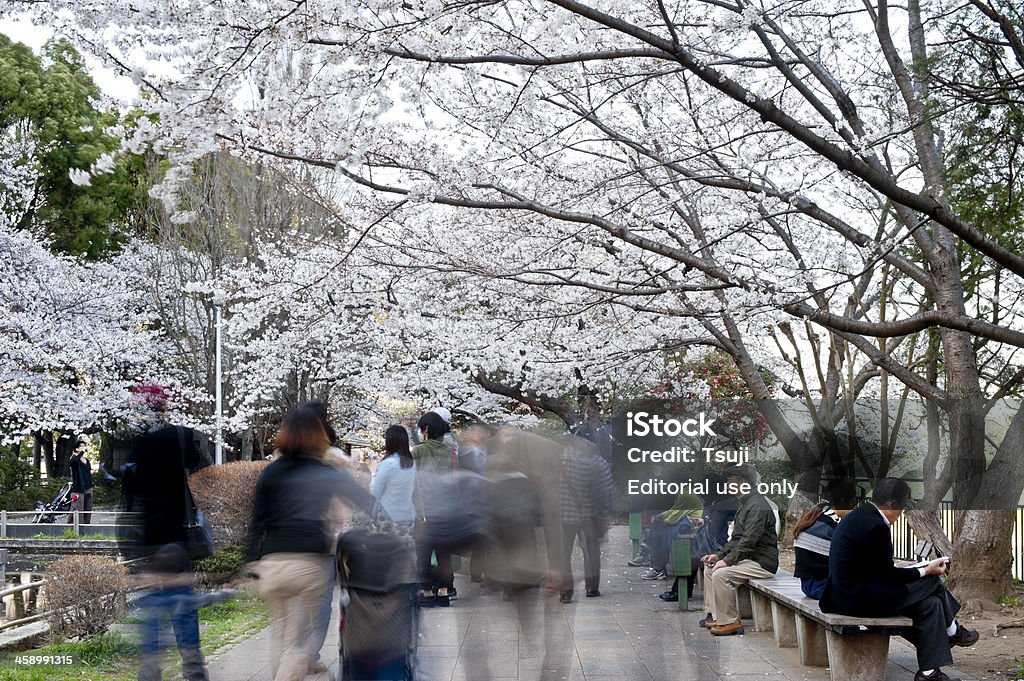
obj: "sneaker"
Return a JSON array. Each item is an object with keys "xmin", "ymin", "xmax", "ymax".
[
  {"xmin": 448, "ymin": 587, "xmax": 458, "ymax": 602},
  {"xmin": 914, "ymin": 670, "xmax": 960, "ymax": 681},
  {"xmin": 948, "ymin": 624, "xmax": 978, "ymax": 647},
  {"xmin": 627, "ymin": 553, "xmax": 651, "ymax": 567},
  {"xmin": 710, "ymin": 621, "xmax": 744, "ymax": 636},
  {"xmin": 641, "ymin": 568, "xmax": 667, "ymax": 580},
  {"xmin": 658, "ymin": 591, "xmax": 678, "ymax": 602}
]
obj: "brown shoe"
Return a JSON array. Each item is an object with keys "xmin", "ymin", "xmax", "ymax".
[{"xmin": 710, "ymin": 621, "xmax": 744, "ymax": 636}]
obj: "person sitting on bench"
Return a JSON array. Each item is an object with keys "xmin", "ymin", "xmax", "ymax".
[
  {"xmin": 641, "ymin": 492, "xmax": 702, "ymax": 581},
  {"xmin": 699, "ymin": 464, "xmax": 779, "ymax": 636},
  {"xmin": 792, "ymin": 477, "xmax": 857, "ymax": 599},
  {"xmin": 820, "ymin": 478, "xmax": 978, "ymax": 681}
]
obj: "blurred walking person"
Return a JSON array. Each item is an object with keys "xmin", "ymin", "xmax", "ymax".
[
  {"xmin": 558, "ymin": 434, "xmax": 614, "ymax": 603},
  {"xmin": 127, "ymin": 382, "xmax": 210, "ymax": 681},
  {"xmin": 411, "ymin": 411, "xmax": 459, "ymax": 605},
  {"xmin": 247, "ymin": 407, "xmax": 376, "ymax": 681},
  {"xmin": 304, "ymin": 399, "xmax": 358, "ymax": 675},
  {"xmin": 458, "ymin": 422, "xmax": 492, "ymax": 583}
]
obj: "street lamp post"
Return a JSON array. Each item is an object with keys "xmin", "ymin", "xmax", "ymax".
[{"xmin": 214, "ymin": 302, "xmax": 223, "ymax": 465}]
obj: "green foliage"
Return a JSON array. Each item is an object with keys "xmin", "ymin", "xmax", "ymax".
[
  {"xmin": 0, "ymin": 36, "xmax": 148, "ymax": 259},
  {"xmin": 0, "ymin": 449, "xmax": 69, "ymax": 511},
  {"xmin": 753, "ymin": 458, "xmax": 795, "ymax": 526},
  {"xmin": 194, "ymin": 544, "xmax": 248, "ymax": 581},
  {"xmin": 0, "ymin": 592, "xmax": 266, "ymax": 681},
  {"xmin": 0, "ymin": 445, "xmax": 38, "ymax": 492},
  {"xmin": 91, "ymin": 480, "xmax": 123, "ymax": 508},
  {"xmin": 998, "ymin": 595, "xmax": 1020, "ymax": 607},
  {"xmin": 657, "ymin": 350, "xmax": 774, "ymax": 445}
]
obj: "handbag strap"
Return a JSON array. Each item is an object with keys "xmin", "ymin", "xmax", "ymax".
[{"xmin": 176, "ymin": 426, "xmax": 198, "ymax": 526}]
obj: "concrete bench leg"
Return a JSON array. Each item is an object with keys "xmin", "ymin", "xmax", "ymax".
[
  {"xmin": 771, "ymin": 601, "xmax": 797, "ymax": 647},
  {"xmin": 751, "ymin": 591, "xmax": 773, "ymax": 632},
  {"xmin": 736, "ymin": 585, "xmax": 753, "ymax": 620},
  {"xmin": 795, "ymin": 613, "xmax": 828, "ymax": 666},
  {"xmin": 825, "ymin": 629, "xmax": 889, "ymax": 681}
]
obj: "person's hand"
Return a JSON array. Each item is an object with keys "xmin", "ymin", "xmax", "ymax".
[
  {"xmin": 703, "ymin": 553, "xmax": 720, "ymax": 567},
  {"xmin": 691, "ymin": 517, "xmax": 705, "ymax": 528},
  {"xmin": 923, "ymin": 557, "xmax": 949, "ymax": 576},
  {"xmin": 711, "ymin": 559, "xmax": 728, "ymax": 572}
]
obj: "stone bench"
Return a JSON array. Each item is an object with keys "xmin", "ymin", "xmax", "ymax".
[{"xmin": 744, "ymin": 573, "xmax": 912, "ymax": 681}]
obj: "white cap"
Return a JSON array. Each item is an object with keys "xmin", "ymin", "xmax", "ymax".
[{"xmin": 429, "ymin": 407, "xmax": 452, "ymax": 422}]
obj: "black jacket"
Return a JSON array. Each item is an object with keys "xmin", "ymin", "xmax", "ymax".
[
  {"xmin": 819, "ymin": 503, "xmax": 919, "ymax": 616},
  {"xmin": 69, "ymin": 454, "xmax": 94, "ymax": 493},
  {"xmin": 247, "ymin": 455, "xmax": 376, "ymax": 560},
  {"xmin": 130, "ymin": 424, "xmax": 203, "ymax": 550}
]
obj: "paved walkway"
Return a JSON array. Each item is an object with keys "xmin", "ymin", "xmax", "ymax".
[{"xmin": 206, "ymin": 526, "xmax": 977, "ymax": 681}]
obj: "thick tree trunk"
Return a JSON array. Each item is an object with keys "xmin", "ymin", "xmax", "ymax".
[
  {"xmin": 947, "ymin": 510, "xmax": 1017, "ymax": 610},
  {"xmin": 32, "ymin": 436, "xmax": 41, "ymax": 471},
  {"xmin": 34, "ymin": 431, "xmax": 55, "ymax": 479},
  {"xmin": 52, "ymin": 434, "xmax": 76, "ymax": 478}
]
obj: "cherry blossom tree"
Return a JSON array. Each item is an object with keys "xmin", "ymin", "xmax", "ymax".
[{"xmin": 28, "ymin": 0, "xmax": 1024, "ymax": 601}]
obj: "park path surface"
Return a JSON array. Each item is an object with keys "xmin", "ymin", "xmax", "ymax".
[{"xmin": 205, "ymin": 525, "xmax": 977, "ymax": 681}]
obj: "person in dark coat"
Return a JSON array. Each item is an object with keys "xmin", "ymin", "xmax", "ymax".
[
  {"xmin": 68, "ymin": 440, "xmax": 94, "ymax": 524},
  {"xmin": 248, "ymin": 407, "xmax": 377, "ymax": 681},
  {"xmin": 820, "ymin": 478, "xmax": 978, "ymax": 681},
  {"xmin": 127, "ymin": 382, "xmax": 210, "ymax": 681}
]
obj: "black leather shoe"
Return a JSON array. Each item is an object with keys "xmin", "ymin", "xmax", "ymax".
[
  {"xmin": 913, "ymin": 670, "xmax": 960, "ymax": 681},
  {"xmin": 585, "ymin": 589, "xmax": 601, "ymax": 597},
  {"xmin": 948, "ymin": 623, "xmax": 979, "ymax": 647},
  {"xmin": 658, "ymin": 591, "xmax": 678, "ymax": 602}
]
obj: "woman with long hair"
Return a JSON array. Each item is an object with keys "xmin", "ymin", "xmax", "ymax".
[
  {"xmin": 369, "ymin": 425, "xmax": 416, "ymax": 524},
  {"xmin": 793, "ymin": 478, "xmax": 857, "ymax": 599},
  {"xmin": 247, "ymin": 407, "xmax": 376, "ymax": 681}
]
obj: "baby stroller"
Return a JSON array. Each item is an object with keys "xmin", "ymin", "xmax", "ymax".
[
  {"xmin": 335, "ymin": 528, "xmax": 419, "ymax": 681},
  {"xmin": 32, "ymin": 481, "xmax": 78, "ymax": 523}
]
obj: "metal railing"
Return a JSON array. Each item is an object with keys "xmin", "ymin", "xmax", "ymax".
[
  {"xmin": 0, "ymin": 509, "xmax": 139, "ymax": 539},
  {"xmin": 890, "ymin": 503, "xmax": 1024, "ymax": 581}
]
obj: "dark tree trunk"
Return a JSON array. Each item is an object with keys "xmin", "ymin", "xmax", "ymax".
[{"xmin": 34, "ymin": 431, "xmax": 55, "ymax": 479}]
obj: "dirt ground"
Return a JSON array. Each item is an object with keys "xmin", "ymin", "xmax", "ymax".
[
  {"xmin": 948, "ymin": 605, "xmax": 1024, "ymax": 680},
  {"xmin": 776, "ymin": 548, "xmax": 1024, "ymax": 680}
]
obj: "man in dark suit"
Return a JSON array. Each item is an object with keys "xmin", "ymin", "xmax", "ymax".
[{"xmin": 820, "ymin": 478, "xmax": 978, "ymax": 681}]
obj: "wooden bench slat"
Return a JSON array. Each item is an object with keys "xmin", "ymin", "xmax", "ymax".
[{"xmin": 749, "ymin": 575, "xmax": 912, "ymax": 629}]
